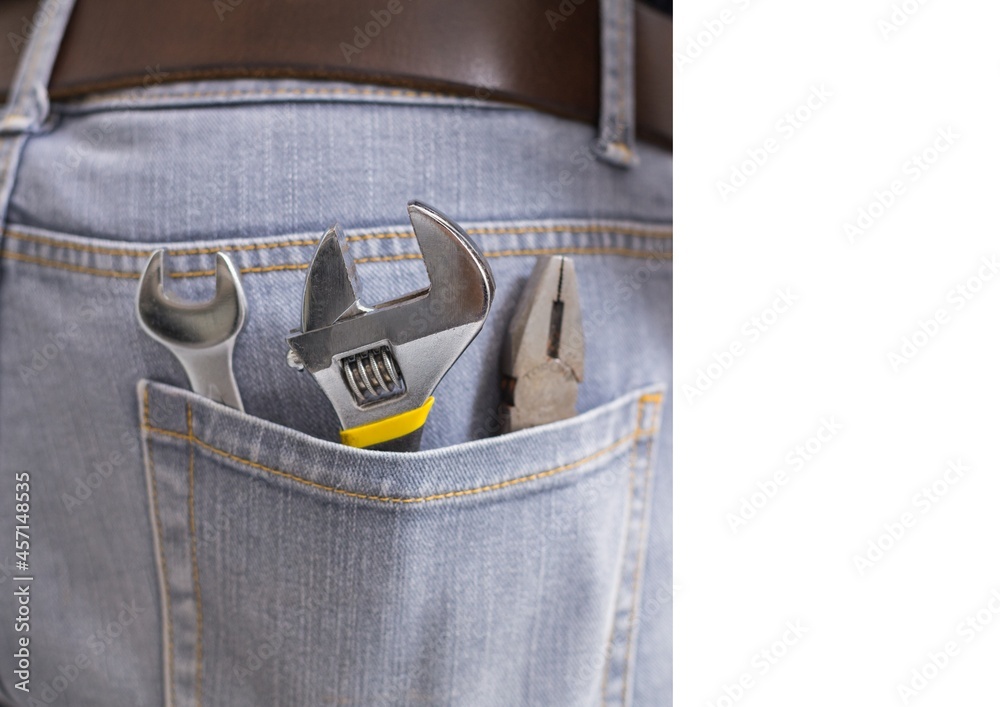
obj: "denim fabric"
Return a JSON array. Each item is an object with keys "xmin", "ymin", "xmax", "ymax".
[
  {"xmin": 138, "ymin": 380, "xmax": 663, "ymax": 706},
  {"xmin": 8, "ymin": 80, "xmax": 671, "ymax": 242},
  {"xmin": 595, "ymin": 0, "xmax": 638, "ymax": 165},
  {"xmin": 0, "ymin": 78, "xmax": 672, "ymax": 706},
  {"xmin": 0, "ymin": 0, "xmax": 75, "ymax": 231}
]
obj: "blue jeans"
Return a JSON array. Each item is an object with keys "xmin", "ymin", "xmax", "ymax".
[{"xmin": 0, "ymin": 5, "xmax": 672, "ymax": 707}]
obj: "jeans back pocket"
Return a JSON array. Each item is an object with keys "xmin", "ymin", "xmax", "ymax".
[{"xmin": 139, "ymin": 379, "xmax": 664, "ymax": 707}]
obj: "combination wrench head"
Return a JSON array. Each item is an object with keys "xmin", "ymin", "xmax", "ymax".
[
  {"xmin": 136, "ymin": 250, "xmax": 247, "ymax": 410},
  {"xmin": 287, "ymin": 201, "xmax": 495, "ymax": 433}
]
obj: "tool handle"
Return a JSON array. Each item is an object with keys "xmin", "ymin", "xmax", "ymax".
[
  {"xmin": 175, "ymin": 345, "xmax": 244, "ymax": 412},
  {"xmin": 339, "ymin": 397, "xmax": 434, "ymax": 452}
]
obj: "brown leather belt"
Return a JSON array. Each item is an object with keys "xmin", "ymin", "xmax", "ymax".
[{"xmin": 0, "ymin": 0, "xmax": 670, "ymax": 148}]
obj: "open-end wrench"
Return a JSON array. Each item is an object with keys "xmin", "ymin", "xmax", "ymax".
[
  {"xmin": 136, "ymin": 250, "xmax": 247, "ymax": 411},
  {"xmin": 286, "ymin": 201, "xmax": 495, "ymax": 451},
  {"xmin": 500, "ymin": 255, "xmax": 584, "ymax": 432}
]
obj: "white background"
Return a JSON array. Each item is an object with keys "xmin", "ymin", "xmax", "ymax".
[{"xmin": 673, "ymin": 1, "xmax": 1000, "ymax": 705}]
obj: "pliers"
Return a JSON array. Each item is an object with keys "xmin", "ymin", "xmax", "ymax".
[{"xmin": 500, "ymin": 255, "xmax": 584, "ymax": 432}]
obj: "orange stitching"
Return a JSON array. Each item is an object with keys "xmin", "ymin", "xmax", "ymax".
[
  {"xmin": 3, "ymin": 230, "xmax": 322, "ymax": 257},
  {"xmin": 352, "ymin": 253, "xmax": 422, "ymax": 264},
  {"xmin": 142, "ymin": 420, "xmax": 654, "ymax": 505},
  {"xmin": 143, "ymin": 388, "xmax": 177, "ymax": 707},
  {"xmin": 345, "ymin": 230, "xmax": 413, "ymax": 242},
  {"xmin": 2, "ymin": 250, "xmax": 141, "ymax": 278},
  {"xmin": 600, "ymin": 395, "xmax": 648, "ymax": 704},
  {"xmin": 168, "ymin": 262, "xmax": 310, "ymax": 278},
  {"xmin": 145, "ymin": 427, "xmax": 195, "ymax": 443},
  {"xmin": 466, "ymin": 224, "xmax": 670, "ymax": 239},
  {"xmin": 186, "ymin": 405, "xmax": 204, "ymax": 707},
  {"xmin": 0, "ymin": 250, "xmax": 313, "ymax": 279},
  {"xmin": 1, "ymin": 245, "xmax": 671, "ymax": 279},
  {"xmin": 4, "ymin": 222, "xmax": 670, "ymax": 257},
  {"xmin": 481, "ymin": 247, "xmax": 670, "ymax": 261},
  {"xmin": 353, "ymin": 247, "xmax": 672, "ymax": 265},
  {"xmin": 146, "ymin": 418, "xmax": 656, "ymax": 446},
  {"xmin": 619, "ymin": 397, "xmax": 662, "ymax": 704}
]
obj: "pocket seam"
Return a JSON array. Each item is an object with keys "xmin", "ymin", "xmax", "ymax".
[
  {"xmin": 142, "ymin": 387, "xmax": 663, "ymax": 506},
  {"xmin": 144, "ymin": 411, "xmax": 178, "ymax": 707},
  {"xmin": 599, "ymin": 393, "xmax": 664, "ymax": 706},
  {"xmin": 619, "ymin": 398, "xmax": 663, "ymax": 704},
  {"xmin": 186, "ymin": 404, "xmax": 206, "ymax": 707}
]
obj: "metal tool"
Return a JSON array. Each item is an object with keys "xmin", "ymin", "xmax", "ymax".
[
  {"xmin": 286, "ymin": 201, "xmax": 495, "ymax": 452},
  {"xmin": 137, "ymin": 250, "xmax": 247, "ymax": 411},
  {"xmin": 500, "ymin": 255, "xmax": 583, "ymax": 432}
]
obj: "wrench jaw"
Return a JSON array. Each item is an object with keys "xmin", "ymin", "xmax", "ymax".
[
  {"xmin": 287, "ymin": 202, "xmax": 496, "ymax": 448},
  {"xmin": 136, "ymin": 250, "xmax": 247, "ymax": 411},
  {"xmin": 300, "ymin": 225, "xmax": 366, "ymax": 333},
  {"xmin": 406, "ymin": 201, "xmax": 495, "ymax": 326},
  {"xmin": 137, "ymin": 251, "xmax": 247, "ymax": 348}
]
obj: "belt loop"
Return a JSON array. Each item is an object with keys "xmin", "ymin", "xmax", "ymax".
[
  {"xmin": 593, "ymin": 0, "xmax": 638, "ymax": 168},
  {"xmin": 0, "ymin": 0, "xmax": 77, "ymax": 234}
]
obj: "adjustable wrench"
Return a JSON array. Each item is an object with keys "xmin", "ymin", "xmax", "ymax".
[
  {"xmin": 136, "ymin": 250, "xmax": 247, "ymax": 410},
  {"xmin": 287, "ymin": 202, "xmax": 495, "ymax": 451}
]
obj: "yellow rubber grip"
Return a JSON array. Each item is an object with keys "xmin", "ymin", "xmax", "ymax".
[{"xmin": 339, "ymin": 397, "xmax": 435, "ymax": 449}]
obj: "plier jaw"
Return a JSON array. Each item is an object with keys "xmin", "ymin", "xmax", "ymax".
[{"xmin": 500, "ymin": 255, "xmax": 584, "ymax": 433}]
